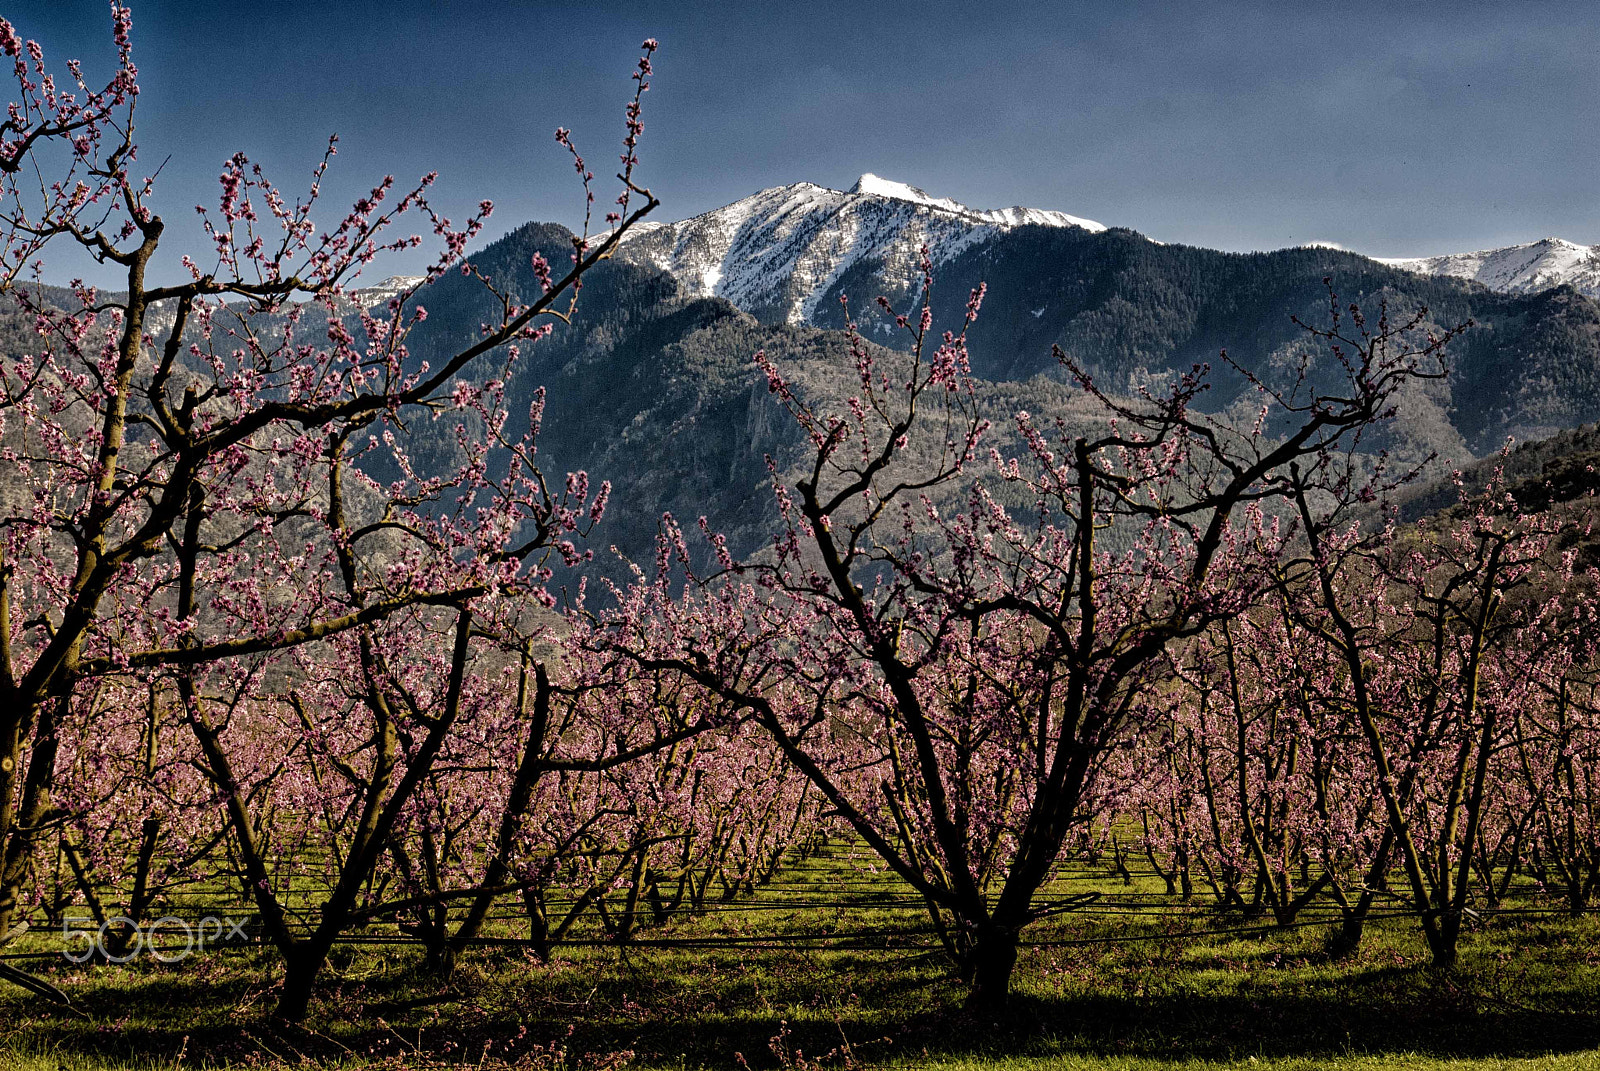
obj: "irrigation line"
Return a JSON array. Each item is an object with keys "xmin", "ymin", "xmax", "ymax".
[
  {"xmin": 3, "ymin": 904, "xmax": 1582, "ymax": 965},
  {"xmin": 88, "ymin": 897, "xmax": 1576, "ymax": 923},
  {"xmin": 10, "ymin": 841, "xmax": 1583, "ymax": 969}
]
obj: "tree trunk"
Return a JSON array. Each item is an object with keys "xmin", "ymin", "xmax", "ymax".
[
  {"xmin": 1425, "ymin": 912, "xmax": 1461, "ymax": 971},
  {"xmin": 964, "ymin": 927, "xmax": 1019, "ymax": 1013},
  {"xmin": 424, "ymin": 932, "xmax": 456, "ymax": 977},
  {"xmin": 276, "ymin": 942, "xmax": 331, "ymax": 1022},
  {"xmin": 1568, "ymin": 865, "xmax": 1591, "ymax": 917},
  {"xmin": 1328, "ymin": 913, "xmax": 1365, "ymax": 960},
  {"xmin": 523, "ymin": 888, "xmax": 552, "ymax": 961}
]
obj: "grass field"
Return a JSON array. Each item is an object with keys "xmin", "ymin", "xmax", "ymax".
[{"xmin": 0, "ymin": 842, "xmax": 1596, "ymax": 1070}]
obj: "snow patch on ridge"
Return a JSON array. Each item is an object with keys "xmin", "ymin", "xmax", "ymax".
[
  {"xmin": 351, "ymin": 275, "xmax": 426, "ymax": 308},
  {"xmin": 849, "ymin": 173, "xmax": 970, "ymax": 215},
  {"xmin": 610, "ymin": 174, "xmax": 1105, "ymax": 325},
  {"xmin": 1378, "ymin": 237, "xmax": 1600, "ymax": 299},
  {"xmin": 845, "ymin": 173, "xmax": 1106, "ymax": 233}
]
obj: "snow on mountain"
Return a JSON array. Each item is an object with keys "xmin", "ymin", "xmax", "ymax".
[
  {"xmin": 612, "ymin": 175, "xmax": 1104, "ymax": 325},
  {"xmin": 350, "ymin": 274, "xmax": 427, "ymax": 309},
  {"xmin": 1377, "ymin": 238, "xmax": 1600, "ymax": 299},
  {"xmin": 145, "ymin": 274, "xmax": 428, "ymax": 336},
  {"xmin": 850, "ymin": 173, "xmax": 972, "ymax": 215}
]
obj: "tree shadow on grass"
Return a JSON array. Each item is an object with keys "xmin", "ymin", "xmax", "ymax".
[
  {"xmin": 989, "ymin": 988, "xmax": 1598, "ymax": 1061},
  {"xmin": 540, "ymin": 983, "xmax": 1599, "ymax": 1067},
  {"xmin": 6, "ymin": 951, "xmax": 1599, "ymax": 1068}
]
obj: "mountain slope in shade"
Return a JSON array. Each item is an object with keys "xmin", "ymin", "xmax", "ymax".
[
  {"xmin": 1379, "ymin": 237, "xmax": 1600, "ymax": 299},
  {"xmin": 611, "ymin": 174, "xmax": 1104, "ymax": 326},
  {"xmin": 377, "ymin": 220, "xmax": 1600, "ymax": 581}
]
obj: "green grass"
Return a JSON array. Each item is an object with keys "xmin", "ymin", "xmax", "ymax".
[{"xmin": 1, "ymin": 844, "xmax": 1597, "ymax": 1070}]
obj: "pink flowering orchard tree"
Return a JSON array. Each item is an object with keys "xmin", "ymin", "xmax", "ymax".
[
  {"xmin": 1153, "ymin": 619, "xmax": 1344, "ymax": 925},
  {"xmin": 606, "ymin": 263, "xmax": 1461, "ymax": 1009},
  {"xmin": 362, "ymin": 603, "xmax": 756, "ymax": 978},
  {"xmin": 1518, "ymin": 643, "xmax": 1600, "ymax": 916},
  {"xmin": 1276, "ymin": 462, "xmax": 1587, "ymax": 967},
  {"xmin": 0, "ymin": 2, "xmax": 663, "ymax": 1007}
]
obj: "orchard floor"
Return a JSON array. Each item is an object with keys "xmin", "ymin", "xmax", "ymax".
[{"xmin": 0, "ymin": 844, "xmax": 1597, "ymax": 1071}]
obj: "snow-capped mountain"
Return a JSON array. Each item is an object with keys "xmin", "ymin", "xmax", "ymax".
[
  {"xmin": 1378, "ymin": 237, "xmax": 1600, "ymax": 299},
  {"xmin": 143, "ymin": 272, "xmax": 430, "ymax": 341},
  {"xmin": 350, "ymin": 274, "xmax": 427, "ymax": 309},
  {"xmin": 612, "ymin": 174, "xmax": 1104, "ymax": 325},
  {"xmin": 386, "ymin": 215, "xmax": 1600, "ymax": 579}
]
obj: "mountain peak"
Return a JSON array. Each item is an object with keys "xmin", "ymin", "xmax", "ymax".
[
  {"xmin": 1378, "ymin": 236, "xmax": 1600, "ymax": 299},
  {"xmin": 842, "ymin": 174, "xmax": 1106, "ymax": 234},
  {"xmin": 608, "ymin": 176, "xmax": 1105, "ymax": 325},
  {"xmin": 848, "ymin": 173, "xmax": 967, "ymax": 214}
]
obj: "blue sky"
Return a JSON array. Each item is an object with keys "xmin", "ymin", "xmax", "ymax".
[{"xmin": 12, "ymin": 1, "xmax": 1599, "ymax": 286}]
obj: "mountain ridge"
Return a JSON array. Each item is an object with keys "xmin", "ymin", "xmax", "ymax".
[
  {"xmin": 1378, "ymin": 236, "xmax": 1600, "ymax": 300},
  {"xmin": 365, "ymin": 214, "xmax": 1600, "ymax": 580},
  {"xmin": 607, "ymin": 175, "xmax": 1104, "ymax": 326},
  {"xmin": 14, "ymin": 184, "xmax": 1600, "ymax": 582},
  {"xmin": 614, "ymin": 174, "xmax": 1600, "ymax": 313}
]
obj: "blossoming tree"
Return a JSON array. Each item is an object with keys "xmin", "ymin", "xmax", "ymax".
[
  {"xmin": 0, "ymin": 3, "xmax": 665, "ymax": 1019},
  {"xmin": 608, "ymin": 265, "xmax": 1464, "ymax": 1008}
]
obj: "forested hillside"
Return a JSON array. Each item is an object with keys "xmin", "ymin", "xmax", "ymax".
[
  {"xmin": 375, "ymin": 219, "xmax": 1600, "ymax": 575},
  {"xmin": 817, "ymin": 225, "xmax": 1600, "ymax": 454}
]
